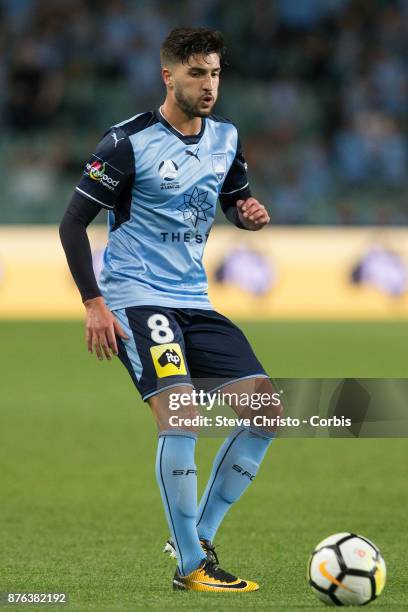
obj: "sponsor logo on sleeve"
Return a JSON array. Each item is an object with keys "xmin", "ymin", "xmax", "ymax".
[{"xmin": 83, "ymin": 157, "xmax": 120, "ymax": 192}]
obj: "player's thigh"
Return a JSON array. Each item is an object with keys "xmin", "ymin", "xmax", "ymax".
[
  {"xmin": 113, "ymin": 306, "xmax": 192, "ymax": 402},
  {"xmin": 185, "ymin": 309, "xmax": 267, "ymax": 387}
]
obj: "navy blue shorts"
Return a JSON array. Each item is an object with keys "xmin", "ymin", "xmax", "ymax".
[{"xmin": 113, "ymin": 306, "xmax": 268, "ymax": 401}]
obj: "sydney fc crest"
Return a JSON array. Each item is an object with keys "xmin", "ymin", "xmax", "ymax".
[{"xmin": 212, "ymin": 154, "xmax": 227, "ymax": 181}]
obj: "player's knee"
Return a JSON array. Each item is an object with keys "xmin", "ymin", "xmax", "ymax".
[
  {"xmin": 149, "ymin": 388, "xmax": 201, "ymax": 434},
  {"xmin": 157, "ymin": 411, "xmax": 200, "ymax": 435},
  {"xmin": 169, "ymin": 404, "xmax": 201, "ymax": 434},
  {"xmin": 254, "ymin": 377, "xmax": 283, "ymax": 420}
]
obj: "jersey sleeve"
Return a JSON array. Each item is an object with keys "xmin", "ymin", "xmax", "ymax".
[
  {"xmin": 75, "ymin": 127, "xmax": 134, "ymax": 210},
  {"xmin": 59, "ymin": 191, "xmax": 102, "ymax": 302},
  {"xmin": 219, "ymin": 136, "xmax": 252, "ymax": 211}
]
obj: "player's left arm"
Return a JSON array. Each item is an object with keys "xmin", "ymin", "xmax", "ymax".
[{"xmin": 219, "ymin": 133, "xmax": 270, "ymax": 231}]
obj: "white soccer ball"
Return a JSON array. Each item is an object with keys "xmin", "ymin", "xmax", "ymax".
[
  {"xmin": 159, "ymin": 159, "xmax": 178, "ymax": 181},
  {"xmin": 308, "ymin": 533, "xmax": 386, "ymax": 606}
]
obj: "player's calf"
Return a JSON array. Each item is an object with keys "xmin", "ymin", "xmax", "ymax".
[{"xmin": 150, "ymin": 386, "xmax": 206, "ymax": 577}]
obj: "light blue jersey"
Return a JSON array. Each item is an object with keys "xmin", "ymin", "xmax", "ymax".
[{"xmin": 75, "ymin": 109, "xmax": 251, "ymax": 310}]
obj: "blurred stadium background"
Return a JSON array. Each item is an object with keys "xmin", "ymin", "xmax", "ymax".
[
  {"xmin": 2, "ymin": 0, "xmax": 408, "ymax": 225},
  {"xmin": 1, "ymin": 2, "xmax": 408, "ymax": 610}
]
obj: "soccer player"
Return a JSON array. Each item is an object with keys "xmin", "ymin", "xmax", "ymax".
[{"xmin": 60, "ymin": 27, "xmax": 281, "ymax": 593}]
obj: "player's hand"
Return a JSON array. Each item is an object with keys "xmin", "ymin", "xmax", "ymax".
[
  {"xmin": 236, "ymin": 198, "xmax": 270, "ymax": 230},
  {"xmin": 84, "ymin": 296, "xmax": 129, "ymax": 361}
]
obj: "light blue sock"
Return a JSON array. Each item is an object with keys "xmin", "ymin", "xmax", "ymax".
[
  {"xmin": 196, "ymin": 427, "xmax": 275, "ymax": 542},
  {"xmin": 155, "ymin": 430, "xmax": 205, "ymax": 576}
]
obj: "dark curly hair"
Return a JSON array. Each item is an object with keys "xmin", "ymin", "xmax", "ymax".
[{"xmin": 160, "ymin": 27, "xmax": 225, "ymax": 65}]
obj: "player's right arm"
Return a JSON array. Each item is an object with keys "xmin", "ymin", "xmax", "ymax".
[
  {"xmin": 219, "ymin": 132, "xmax": 270, "ymax": 231},
  {"xmin": 59, "ymin": 128, "xmax": 134, "ymax": 360}
]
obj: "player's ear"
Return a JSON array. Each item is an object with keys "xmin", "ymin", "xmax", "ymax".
[{"xmin": 162, "ymin": 67, "xmax": 173, "ymax": 89}]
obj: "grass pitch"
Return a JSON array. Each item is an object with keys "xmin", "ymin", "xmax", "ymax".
[{"xmin": 0, "ymin": 321, "xmax": 407, "ymax": 611}]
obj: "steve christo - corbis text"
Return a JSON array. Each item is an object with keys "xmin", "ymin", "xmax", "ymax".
[
  {"xmin": 167, "ymin": 414, "xmax": 352, "ymax": 429},
  {"xmin": 167, "ymin": 391, "xmax": 352, "ymax": 429}
]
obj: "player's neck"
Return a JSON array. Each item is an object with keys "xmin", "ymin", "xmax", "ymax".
[{"xmin": 160, "ymin": 102, "xmax": 202, "ymax": 136}]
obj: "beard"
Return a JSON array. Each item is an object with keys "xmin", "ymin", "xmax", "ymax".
[{"xmin": 174, "ymin": 85, "xmax": 215, "ymax": 118}]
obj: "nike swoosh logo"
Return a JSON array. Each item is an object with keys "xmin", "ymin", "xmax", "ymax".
[
  {"xmin": 193, "ymin": 580, "xmax": 248, "ymax": 589},
  {"xmin": 319, "ymin": 561, "xmax": 353, "ymax": 592}
]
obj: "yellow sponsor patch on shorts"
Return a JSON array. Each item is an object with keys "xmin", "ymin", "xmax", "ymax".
[{"xmin": 150, "ymin": 343, "xmax": 187, "ymax": 378}]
